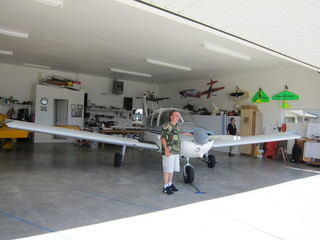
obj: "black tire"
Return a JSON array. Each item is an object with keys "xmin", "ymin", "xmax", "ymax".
[
  {"xmin": 114, "ymin": 152, "xmax": 122, "ymax": 167},
  {"xmin": 207, "ymin": 154, "xmax": 216, "ymax": 168},
  {"xmin": 183, "ymin": 165, "xmax": 194, "ymax": 184}
]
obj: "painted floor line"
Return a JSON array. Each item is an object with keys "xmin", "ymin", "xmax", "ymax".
[
  {"xmin": 68, "ymin": 188, "xmax": 161, "ymax": 211},
  {"xmin": 0, "ymin": 210, "xmax": 71, "ymax": 239},
  {"xmin": 283, "ymin": 166, "xmax": 320, "ymax": 174}
]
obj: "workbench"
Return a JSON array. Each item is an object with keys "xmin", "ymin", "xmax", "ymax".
[{"xmin": 100, "ymin": 129, "xmax": 143, "ymax": 139}]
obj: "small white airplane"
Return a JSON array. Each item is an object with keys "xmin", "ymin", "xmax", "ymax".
[{"xmin": 5, "ymin": 107, "xmax": 300, "ymax": 184}]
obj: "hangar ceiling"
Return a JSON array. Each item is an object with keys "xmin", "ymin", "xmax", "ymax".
[{"xmin": 0, "ymin": 0, "xmax": 319, "ymax": 84}]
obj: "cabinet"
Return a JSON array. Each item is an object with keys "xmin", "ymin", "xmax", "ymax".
[
  {"xmin": 303, "ymin": 122, "xmax": 320, "ymax": 165},
  {"xmin": 240, "ymin": 107, "xmax": 262, "ymax": 156},
  {"xmin": 85, "ymin": 108, "xmax": 132, "ymax": 128}
]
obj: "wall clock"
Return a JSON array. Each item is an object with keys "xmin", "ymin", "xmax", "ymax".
[{"xmin": 40, "ymin": 97, "xmax": 48, "ymax": 105}]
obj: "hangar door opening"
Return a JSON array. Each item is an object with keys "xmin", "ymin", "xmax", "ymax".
[{"xmin": 54, "ymin": 99, "xmax": 68, "ymax": 139}]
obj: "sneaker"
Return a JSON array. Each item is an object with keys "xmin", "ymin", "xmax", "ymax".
[
  {"xmin": 163, "ymin": 186, "xmax": 174, "ymax": 195},
  {"xmin": 169, "ymin": 184, "xmax": 179, "ymax": 192}
]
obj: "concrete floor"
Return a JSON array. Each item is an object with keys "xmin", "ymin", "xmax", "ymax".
[{"xmin": 1, "ymin": 142, "xmax": 319, "ymax": 240}]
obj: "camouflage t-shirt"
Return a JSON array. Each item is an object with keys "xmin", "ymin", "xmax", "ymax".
[{"xmin": 161, "ymin": 121, "xmax": 181, "ymax": 155}]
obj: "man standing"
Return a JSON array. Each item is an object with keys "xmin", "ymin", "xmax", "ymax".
[
  {"xmin": 161, "ymin": 110, "xmax": 181, "ymax": 195},
  {"xmin": 227, "ymin": 117, "xmax": 239, "ymax": 157}
]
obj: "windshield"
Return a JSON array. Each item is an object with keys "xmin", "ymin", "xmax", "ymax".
[
  {"xmin": 158, "ymin": 109, "xmax": 194, "ymax": 126},
  {"xmin": 179, "ymin": 110, "xmax": 195, "ymax": 123}
]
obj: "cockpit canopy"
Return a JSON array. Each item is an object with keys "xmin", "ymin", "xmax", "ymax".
[{"xmin": 143, "ymin": 109, "xmax": 194, "ymax": 127}]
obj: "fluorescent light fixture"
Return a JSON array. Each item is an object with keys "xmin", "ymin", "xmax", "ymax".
[
  {"xmin": 110, "ymin": 68, "xmax": 152, "ymax": 78},
  {"xmin": 32, "ymin": 0, "xmax": 63, "ymax": 8},
  {"xmin": 202, "ymin": 43, "xmax": 251, "ymax": 61},
  {"xmin": 145, "ymin": 59, "xmax": 191, "ymax": 71},
  {"xmin": 0, "ymin": 50, "xmax": 13, "ymax": 56},
  {"xmin": 0, "ymin": 29, "xmax": 29, "ymax": 39},
  {"xmin": 23, "ymin": 63, "xmax": 51, "ymax": 69}
]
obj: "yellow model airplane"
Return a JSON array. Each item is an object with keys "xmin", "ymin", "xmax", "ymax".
[{"xmin": 0, "ymin": 113, "xmax": 29, "ymax": 150}]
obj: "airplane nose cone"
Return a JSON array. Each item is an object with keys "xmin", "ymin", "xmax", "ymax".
[{"xmin": 193, "ymin": 129, "xmax": 209, "ymax": 145}]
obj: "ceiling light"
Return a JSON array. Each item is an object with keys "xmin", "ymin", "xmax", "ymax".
[
  {"xmin": 202, "ymin": 43, "xmax": 251, "ymax": 61},
  {"xmin": 0, "ymin": 29, "xmax": 29, "ymax": 39},
  {"xmin": 32, "ymin": 0, "xmax": 63, "ymax": 8},
  {"xmin": 23, "ymin": 63, "xmax": 51, "ymax": 69},
  {"xmin": 0, "ymin": 50, "xmax": 13, "ymax": 56},
  {"xmin": 145, "ymin": 59, "xmax": 191, "ymax": 71},
  {"xmin": 110, "ymin": 68, "xmax": 152, "ymax": 78}
]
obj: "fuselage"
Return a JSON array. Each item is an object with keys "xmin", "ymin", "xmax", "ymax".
[{"xmin": 141, "ymin": 108, "xmax": 214, "ymax": 158}]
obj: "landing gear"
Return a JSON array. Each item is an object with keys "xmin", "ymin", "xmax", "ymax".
[
  {"xmin": 203, "ymin": 153, "xmax": 216, "ymax": 168},
  {"xmin": 183, "ymin": 164, "xmax": 194, "ymax": 183},
  {"xmin": 114, "ymin": 152, "xmax": 122, "ymax": 167},
  {"xmin": 182, "ymin": 157, "xmax": 194, "ymax": 183},
  {"xmin": 114, "ymin": 145, "xmax": 126, "ymax": 167},
  {"xmin": 207, "ymin": 154, "xmax": 216, "ymax": 168}
]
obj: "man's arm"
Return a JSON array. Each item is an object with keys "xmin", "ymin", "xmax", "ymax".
[
  {"xmin": 181, "ymin": 132, "xmax": 192, "ymax": 136},
  {"xmin": 161, "ymin": 138, "xmax": 170, "ymax": 157}
]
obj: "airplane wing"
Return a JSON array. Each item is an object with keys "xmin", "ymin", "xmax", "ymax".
[
  {"xmin": 211, "ymin": 86, "xmax": 225, "ymax": 92},
  {"xmin": 209, "ymin": 133, "xmax": 300, "ymax": 148},
  {"xmin": 5, "ymin": 120, "xmax": 159, "ymax": 150}
]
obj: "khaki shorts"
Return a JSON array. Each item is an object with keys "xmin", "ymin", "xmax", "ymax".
[{"xmin": 162, "ymin": 154, "xmax": 180, "ymax": 173}]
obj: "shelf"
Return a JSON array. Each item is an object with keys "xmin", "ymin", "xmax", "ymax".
[
  {"xmin": 86, "ymin": 108, "xmax": 131, "ymax": 112},
  {"xmin": 0, "ymin": 103, "xmax": 32, "ymax": 106}
]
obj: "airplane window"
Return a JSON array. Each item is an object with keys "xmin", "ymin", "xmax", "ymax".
[
  {"xmin": 179, "ymin": 110, "xmax": 195, "ymax": 123},
  {"xmin": 144, "ymin": 115, "xmax": 152, "ymax": 127},
  {"xmin": 152, "ymin": 113, "xmax": 159, "ymax": 126},
  {"xmin": 158, "ymin": 109, "xmax": 195, "ymax": 126},
  {"xmin": 159, "ymin": 111, "xmax": 170, "ymax": 125}
]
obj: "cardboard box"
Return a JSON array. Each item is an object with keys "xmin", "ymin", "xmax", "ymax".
[{"xmin": 241, "ymin": 105, "xmax": 257, "ymax": 110}]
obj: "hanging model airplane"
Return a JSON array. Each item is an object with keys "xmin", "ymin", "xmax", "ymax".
[
  {"xmin": 272, "ymin": 85, "xmax": 299, "ymax": 108},
  {"xmin": 252, "ymin": 87, "xmax": 270, "ymax": 103},
  {"xmin": 179, "ymin": 79, "xmax": 225, "ymax": 99},
  {"xmin": 227, "ymin": 86, "xmax": 249, "ymax": 103},
  {"xmin": 5, "ymin": 99, "xmax": 300, "ymax": 184},
  {"xmin": 136, "ymin": 91, "xmax": 169, "ymax": 103}
]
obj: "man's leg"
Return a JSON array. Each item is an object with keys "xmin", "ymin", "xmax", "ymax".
[
  {"xmin": 162, "ymin": 155, "xmax": 174, "ymax": 194},
  {"xmin": 168, "ymin": 172, "xmax": 173, "ymax": 183},
  {"xmin": 163, "ymin": 172, "xmax": 170, "ymax": 186}
]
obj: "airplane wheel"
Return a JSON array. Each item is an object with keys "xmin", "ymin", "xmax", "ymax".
[
  {"xmin": 183, "ymin": 165, "xmax": 194, "ymax": 184},
  {"xmin": 207, "ymin": 154, "xmax": 216, "ymax": 168},
  {"xmin": 114, "ymin": 152, "xmax": 122, "ymax": 167}
]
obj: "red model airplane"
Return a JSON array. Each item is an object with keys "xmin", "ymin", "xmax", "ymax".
[{"xmin": 179, "ymin": 79, "xmax": 225, "ymax": 99}]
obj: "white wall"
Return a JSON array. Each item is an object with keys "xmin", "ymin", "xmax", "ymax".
[
  {"xmin": 79, "ymin": 74, "xmax": 159, "ymax": 109},
  {"xmin": 2, "ymin": 62, "xmax": 319, "ymax": 151},
  {"xmin": 0, "ymin": 63, "xmax": 158, "ymax": 112},
  {"xmin": 0, "ymin": 63, "xmax": 158, "ymax": 142},
  {"xmin": 33, "ymin": 84, "xmax": 85, "ymax": 143},
  {"xmin": 159, "ymin": 64, "xmax": 320, "ymax": 135}
]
